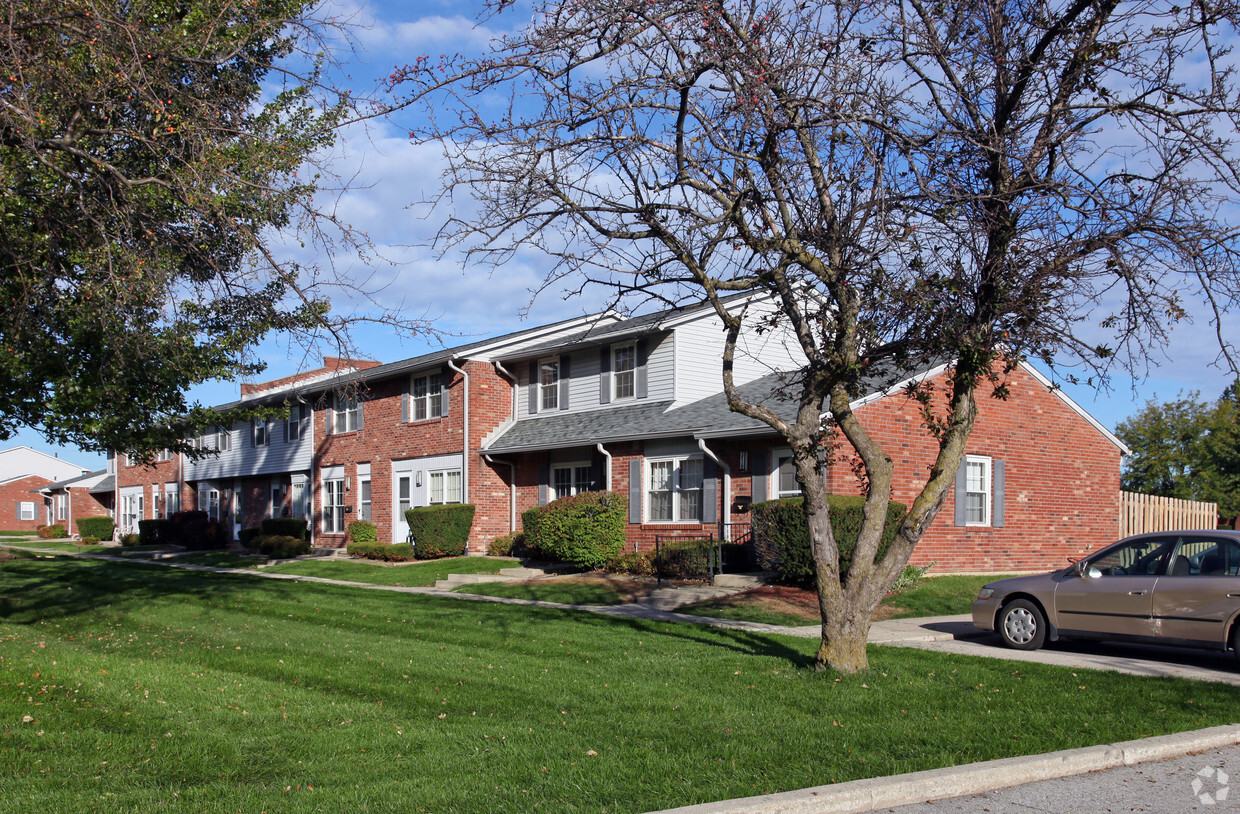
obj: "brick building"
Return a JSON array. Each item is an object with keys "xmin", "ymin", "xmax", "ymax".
[
  {"xmin": 115, "ymin": 297, "xmax": 1127, "ymax": 572},
  {"xmin": 0, "ymin": 446, "xmax": 92, "ymax": 531}
]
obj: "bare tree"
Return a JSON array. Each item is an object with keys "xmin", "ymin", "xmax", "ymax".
[{"xmin": 390, "ymin": 0, "xmax": 1240, "ymax": 672}]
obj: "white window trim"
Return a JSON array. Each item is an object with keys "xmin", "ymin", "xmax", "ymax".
[
  {"xmin": 538, "ymin": 357, "xmax": 560, "ymax": 411},
  {"xmin": 645, "ymin": 455, "xmax": 705, "ymax": 524},
  {"xmin": 358, "ymin": 474, "xmax": 372, "ymax": 521},
  {"xmin": 964, "ymin": 455, "xmax": 993, "ymax": 527},
  {"xmin": 551, "ymin": 461, "xmax": 593, "ymax": 501},
  {"xmin": 410, "ymin": 372, "xmax": 443, "ymax": 422},
  {"xmin": 612, "ymin": 342, "xmax": 637, "ymax": 401},
  {"xmin": 323, "ymin": 477, "xmax": 346, "ymax": 533},
  {"xmin": 216, "ymin": 426, "xmax": 232, "ymax": 452},
  {"xmin": 253, "ymin": 419, "xmax": 267, "ymax": 447},
  {"xmin": 771, "ymin": 448, "xmax": 801, "ymax": 499},
  {"xmin": 18, "ymin": 501, "xmax": 35, "ymax": 521},
  {"xmin": 427, "ymin": 469, "xmax": 463, "ymax": 505}
]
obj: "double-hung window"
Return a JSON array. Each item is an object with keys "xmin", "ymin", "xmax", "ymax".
[
  {"xmin": 359, "ymin": 473, "xmax": 372, "ymax": 521},
  {"xmin": 323, "ymin": 478, "xmax": 346, "ymax": 533},
  {"xmin": 552, "ymin": 464, "xmax": 593, "ymax": 500},
  {"xmin": 539, "ymin": 358, "xmax": 559, "ymax": 411},
  {"xmin": 17, "ymin": 502, "xmax": 34, "ymax": 522},
  {"xmin": 612, "ymin": 344, "xmax": 636, "ymax": 400},
  {"xmin": 286, "ymin": 404, "xmax": 303, "ymax": 441},
  {"xmin": 647, "ymin": 456, "xmax": 704, "ymax": 522},
  {"xmin": 964, "ymin": 456, "xmax": 992, "ymax": 526},
  {"xmin": 411, "ymin": 374, "xmax": 443, "ymax": 421},
  {"xmin": 428, "ymin": 470, "xmax": 463, "ymax": 505},
  {"xmin": 334, "ymin": 393, "xmax": 360, "ymax": 433},
  {"xmin": 216, "ymin": 426, "xmax": 231, "ymax": 452},
  {"xmin": 253, "ymin": 419, "xmax": 267, "ymax": 447}
]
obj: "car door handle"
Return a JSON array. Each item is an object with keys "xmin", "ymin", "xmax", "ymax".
[
  {"xmin": 1129, "ymin": 590, "xmax": 1147, "ymax": 596},
  {"xmin": 1229, "ymin": 593, "xmax": 1240, "ymax": 598}
]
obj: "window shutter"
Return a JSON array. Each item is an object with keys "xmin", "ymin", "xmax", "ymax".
[
  {"xmin": 439, "ymin": 375, "xmax": 450, "ymax": 418},
  {"xmin": 628, "ymin": 459, "xmax": 642, "ymax": 524},
  {"xmin": 283, "ymin": 414, "xmax": 290, "ymax": 443},
  {"xmin": 250, "ymin": 420, "xmax": 257, "ymax": 447},
  {"xmin": 527, "ymin": 361, "xmax": 539, "ymax": 414},
  {"xmin": 401, "ymin": 377, "xmax": 410, "ymax": 423},
  {"xmin": 702, "ymin": 458, "xmax": 718, "ymax": 524},
  {"xmin": 599, "ymin": 346, "xmax": 611, "ymax": 404},
  {"xmin": 993, "ymin": 460, "xmax": 1006, "ymax": 528},
  {"xmin": 356, "ymin": 399, "xmax": 364, "ymax": 432},
  {"xmin": 954, "ymin": 463, "xmax": 968, "ymax": 526},
  {"xmin": 635, "ymin": 338, "xmax": 649, "ymax": 399},
  {"xmin": 751, "ymin": 450, "xmax": 769, "ymax": 503},
  {"xmin": 538, "ymin": 463, "xmax": 550, "ymax": 506},
  {"xmin": 15, "ymin": 503, "xmax": 20, "ymax": 520},
  {"xmin": 326, "ymin": 393, "xmax": 335, "ymax": 435},
  {"xmin": 559, "ymin": 355, "xmax": 570, "ymax": 410},
  {"xmin": 300, "ymin": 404, "xmax": 309, "ymax": 438}
]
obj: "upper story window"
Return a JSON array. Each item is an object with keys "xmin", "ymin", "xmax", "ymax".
[
  {"xmin": 539, "ymin": 358, "xmax": 560, "ymax": 411},
  {"xmin": 286, "ymin": 404, "xmax": 304, "ymax": 441},
  {"xmin": 156, "ymin": 448, "xmax": 173, "ymax": 462},
  {"xmin": 333, "ymin": 392, "xmax": 361, "ymax": 434},
  {"xmin": 647, "ymin": 456, "xmax": 704, "ymax": 523},
  {"xmin": 217, "ymin": 426, "xmax": 232, "ymax": 452},
  {"xmin": 964, "ymin": 455, "xmax": 992, "ymax": 526},
  {"xmin": 612, "ymin": 343, "xmax": 636, "ymax": 400},
  {"xmin": 253, "ymin": 419, "xmax": 267, "ymax": 447},
  {"xmin": 412, "ymin": 373, "xmax": 444, "ymax": 421}
]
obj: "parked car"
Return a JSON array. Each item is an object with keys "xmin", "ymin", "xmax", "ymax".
[{"xmin": 972, "ymin": 530, "xmax": 1240, "ymax": 659}]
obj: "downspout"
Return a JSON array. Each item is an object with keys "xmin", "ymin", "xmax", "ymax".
[
  {"xmin": 697, "ymin": 439, "xmax": 731, "ymax": 534},
  {"xmin": 113, "ymin": 451, "xmax": 120, "ymax": 542},
  {"xmin": 482, "ymin": 454, "xmax": 517, "ymax": 534},
  {"xmin": 447, "ymin": 359, "xmax": 470, "ymax": 503},
  {"xmin": 596, "ymin": 443, "xmax": 613, "ymax": 491}
]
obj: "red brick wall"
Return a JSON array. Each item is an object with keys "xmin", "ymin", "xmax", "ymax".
[
  {"xmin": 68, "ymin": 489, "xmax": 112, "ymax": 535},
  {"xmin": 1, "ymin": 475, "xmax": 51, "ymax": 530},
  {"xmin": 116, "ymin": 456, "xmax": 183, "ymax": 521}
]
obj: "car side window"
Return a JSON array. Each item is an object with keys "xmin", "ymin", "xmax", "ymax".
[
  {"xmin": 1089, "ymin": 538, "xmax": 1175, "ymax": 577},
  {"xmin": 1169, "ymin": 537, "xmax": 1240, "ymax": 576}
]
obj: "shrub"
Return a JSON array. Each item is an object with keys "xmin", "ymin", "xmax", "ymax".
[
  {"xmin": 487, "ymin": 531, "xmax": 523, "ymax": 557},
  {"xmin": 138, "ymin": 519, "xmax": 169, "ymax": 547},
  {"xmin": 347, "ymin": 520, "xmax": 378, "ymax": 544},
  {"xmin": 167, "ymin": 511, "xmax": 225, "ymax": 551},
  {"xmin": 346, "ymin": 539, "xmax": 383, "ymax": 559},
  {"xmin": 37, "ymin": 524, "xmax": 67, "ymax": 539},
  {"xmin": 751, "ymin": 495, "xmax": 907, "ymax": 588},
  {"xmin": 261, "ymin": 517, "xmax": 308, "ymax": 541},
  {"xmin": 254, "ymin": 534, "xmax": 311, "ymax": 559},
  {"xmin": 238, "ymin": 527, "xmax": 263, "ymax": 549},
  {"xmin": 406, "ymin": 504, "xmax": 475, "ymax": 559},
  {"xmin": 521, "ymin": 491, "xmax": 627, "ymax": 569},
  {"xmin": 346, "ymin": 541, "xmax": 416, "ymax": 562},
  {"xmin": 80, "ymin": 536, "xmax": 100, "ymax": 545},
  {"xmin": 77, "ymin": 516, "xmax": 114, "ymax": 541},
  {"xmin": 653, "ymin": 538, "xmax": 716, "ymax": 579},
  {"xmin": 891, "ymin": 560, "xmax": 935, "ymax": 593},
  {"xmin": 119, "ymin": 532, "xmax": 141, "ymax": 547},
  {"xmin": 607, "ymin": 551, "xmax": 655, "ymax": 577}
]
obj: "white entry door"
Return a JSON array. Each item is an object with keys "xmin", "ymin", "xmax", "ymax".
[{"xmin": 394, "ymin": 473, "xmax": 413, "ymax": 543}]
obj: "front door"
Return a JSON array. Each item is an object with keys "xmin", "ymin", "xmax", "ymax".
[
  {"xmin": 395, "ymin": 473, "xmax": 413, "ymax": 543},
  {"xmin": 232, "ymin": 487, "xmax": 243, "ymax": 539}
]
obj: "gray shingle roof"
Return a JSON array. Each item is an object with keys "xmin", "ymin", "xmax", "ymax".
[
  {"xmin": 36, "ymin": 468, "xmax": 107, "ymax": 492},
  {"xmin": 89, "ymin": 475, "xmax": 115, "ymax": 495}
]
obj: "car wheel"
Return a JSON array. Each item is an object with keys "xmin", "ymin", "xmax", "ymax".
[{"xmin": 998, "ymin": 599, "xmax": 1046, "ymax": 651}]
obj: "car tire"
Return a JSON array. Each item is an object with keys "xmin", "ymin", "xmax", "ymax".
[{"xmin": 998, "ymin": 599, "xmax": 1046, "ymax": 651}]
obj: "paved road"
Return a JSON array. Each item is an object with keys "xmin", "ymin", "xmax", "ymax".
[{"xmin": 886, "ymin": 743, "xmax": 1240, "ymax": 813}]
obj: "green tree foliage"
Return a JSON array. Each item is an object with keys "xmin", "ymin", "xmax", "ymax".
[
  {"xmin": 0, "ymin": 0, "xmax": 402, "ymax": 457},
  {"xmin": 1118, "ymin": 385, "xmax": 1240, "ymax": 525}
]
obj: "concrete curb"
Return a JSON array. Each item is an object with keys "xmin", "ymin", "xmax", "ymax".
[{"xmin": 649, "ymin": 725, "xmax": 1240, "ymax": 814}]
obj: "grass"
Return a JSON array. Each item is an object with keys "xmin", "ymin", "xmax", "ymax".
[
  {"xmin": 453, "ymin": 576, "xmax": 651, "ymax": 605},
  {"xmin": 681, "ymin": 600, "xmax": 814, "ymax": 627},
  {"xmin": 2, "ymin": 557, "xmax": 1236, "ymax": 813},
  {"xmin": 261, "ymin": 555, "xmax": 511, "ymax": 587},
  {"xmin": 881, "ymin": 574, "xmax": 1020, "ymax": 618},
  {"xmin": 163, "ymin": 551, "xmax": 267, "ymax": 569},
  {"xmin": 0, "ymin": 539, "xmax": 111, "ymax": 554},
  {"xmin": 0, "ymin": 531, "xmax": 34, "ymax": 537}
]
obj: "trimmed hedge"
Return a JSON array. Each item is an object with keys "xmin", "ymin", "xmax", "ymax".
[
  {"xmin": 138, "ymin": 519, "xmax": 169, "ymax": 547},
  {"xmin": 37, "ymin": 524, "xmax": 67, "ymax": 539},
  {"xmin": 487, "ymin": 531, "xmax": 523, "ymax": 557},
  {"xmin": 119, "ymin": 532, "xmax": 141, "ymax": 547},
  {"xmin": 521, "ymin": 491, "xmax": 626, "ymax": 569},
  {"xmin": 261, "ymin": 517, "xmax": 308, "ymax": 541},
  {"xmin": 238, "ymin": 527, "xmax": 263, "ymax": 549},
  {"xmin": 254, "ymin": 534, "xmax": 311, "ymax": 559},
  {"xmin": 406, "ymin": 504, "xmax": 475, "ymax": 559},
  {"xmin": 347, "ymin": 520, "xmax": 377, "ymax": 544},
  {"xmin": 751, "ymin": 495, "xmax": 907, "ymax": 588},
  {"xmin": 167, "ymin": 511, "xmax": 226, "ymax": 551},
  {"xmin": 77, "ymin": 516, "xmax": 114, "ymax": 541},
  {"xmin": 607, "ymin": 551, "xmax": 655, "ymax": 577},
  {"xmin": 346, "ymin": 541, "xmax": 416, "ymax": 562}
]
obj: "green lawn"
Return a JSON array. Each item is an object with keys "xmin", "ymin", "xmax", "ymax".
[
  {"xmin": 453, "ymin": 577, "xmax": 642, "ymax": 605},
  {"xmin": 881, "ymin": 574, "xmax": 1021, "ymax": 618},
  {"xmin": 162, "ymin": 551, "xmax": 267, "ymax": 569},
  {"xmin": 262, "ymin": 556, "xmax": 511, "ymax": 587},
  {"xmin": 1, "ymin": 557, "xmax": 1235, "ymax": 813},
  {"xmin": 0, "ymin": 539, "xmax": 111, "ymax": 554}
]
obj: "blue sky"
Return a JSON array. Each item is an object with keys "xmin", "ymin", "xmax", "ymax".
[{"xmin": 14, "ymin": 0, "xmax": 1239, "ymax": 470}]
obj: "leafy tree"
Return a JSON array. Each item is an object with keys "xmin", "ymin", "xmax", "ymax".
[
  {"xmin": 392, "ymin": 0, "xmax": 1240, "ymax": 672},
  {"xmin": 0, "ymin": 0, "xmax": 411, "ymax": 458}
]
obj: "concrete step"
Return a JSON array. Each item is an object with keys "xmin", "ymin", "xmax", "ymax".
[
  {"xmin": 712, "ymin": 571, "xmax": 775, "ymax": 589},
  {"xmin": 635, "ymin": 585, "xmax": 736, "ymax": 611},
  {"xmin": 434, "ymin": 562, "xmax": 580, "ymax": 591}
]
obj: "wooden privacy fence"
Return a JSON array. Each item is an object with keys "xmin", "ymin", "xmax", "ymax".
[{"xmin": 1121, "ymin": 491, "xmax": 1218, "ymax": 536}]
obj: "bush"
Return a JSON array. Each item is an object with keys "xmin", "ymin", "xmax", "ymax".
[
  {"xmin": 607, "ymin": 551, "xmax": 655, "ymax": 577},
  {"xmin": 406, "ymin": 504, "xmax": 475, "ymax": 559},
  {"xmin": 653, "ymin": 538, "xmax": 716, "ymax": 579},
  {"xmin": 119, "ymin": 532, "xmax": 141, "ymax": 547},
  {"xmin": 138, "ymin": 519, "xmax": 169, "ymax": 547},
  {"xmin": 77, "ymin": 516, "xmax": 114, "ymax": 541},
  {"xmin": 238, "ymin": 527, "xmax": 263, "ymax": 549},
  {"xmin": 487, "ymin": 531, "xmax": 523, "ymax": 557},
  {"xmin": 346, "ymin": 540, "xmax": 416, "ymax": 562},
  {"xmin": 891, "ymin": 560, "xmax": 935, "ymax": 593},
  {"xmin": 167, "ymin": 510, "xmax": 225, "ymax": 551},
  {"xmin": 751, "ymin": 495, "xmax": 907, "ymax": 588},
  {"xmin": 521, "ymin": 491, "xmax": 627, "ymax": 569},
  {"xmin": 37, "ymin": 524, "xmax": 66, "ymax": 539},
  {"xmin": 347, "ymin": 520, "xmax": 378, "ymax": 544},
  {"xmin": 346, "ymin": 539, "xmax": 383, "ymax": 559},
  {"xmin": 80, "ymin": 536, "xmax": 100, "ymax": 545},
  {"xmin": 254, "ymin": 534, "xmax": 311, "ymax": 559},
  {"xmin": 261, "ymin": 517, "xmax": 308, "ymax": 541}
]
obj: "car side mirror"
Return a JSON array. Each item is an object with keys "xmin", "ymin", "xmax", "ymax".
[{"xmin": 1075, "ymin": 560, "xmax": 1098, "ymax": 579}]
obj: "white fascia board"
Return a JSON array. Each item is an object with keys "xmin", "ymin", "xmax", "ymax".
[
  {"xmin": 465, "ymin": 311, "xmax": 624, "ymax": 361},
  {"xmin": 238, "ymin": 368, "xmax": 361, "ymax": 403}
]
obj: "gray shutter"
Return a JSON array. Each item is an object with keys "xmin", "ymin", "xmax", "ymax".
[
  {"xmin": 250, "ymin": 420, "xmax": 257, "ymax": 447},
  {"xmin": 283, "ymin": 413, "xmax": 290, "ymax": 443},
  {"xmin": 954, "ymin": 463, "xmax": 968, "ymax": 526},
  {"xmin": 528, "ymin": 361, "xmax": 539, "ymax": 415},
  {"xmin": 401, "ymin": 377, "xmax": 410, "ymax": 423},
  {"xmin": 15, "ymin": 502, "xmax": 20, "ymax": 520},
  {"xmin": 702, "ymin": 458, "xmax": 718, "ymax": 524},
  {"xmin": 628, "ymin": 459, "xmax": 642, "ymax": 524},
  {"xmin": 439, "ymin": 375, "xmax": 450, "ymax": 418},
  {"xmin": 356, "ymin": 397, "xmax": 364, "ymax": 431},
  {"xmin": 751, "ymin": 450, "xmax": 769, "ymax": 503},
  {"xmin": 326, "ymin": 393, "xmax": 335, "ymax": 435},
  {"xmin": 635, "ymin": 338, "xmax": 649, "ymax": 399},
  {"xmin": 993, "ymin": 459, "xmax": 1005, "ymax": 528},
  {"xmin": 538, "ymin": 463, "xmax": 550, "ymax": 506},
  {"xmin": 559, "ymin": 355, "xmax": 570, "ymax": 410},
  {"xmin": 599, "ymin": 346, "xmax": 611, "ymax": 404},
  {"xmin": 300, "ymin": 404, "xmax": 309, "ymax": 438}
]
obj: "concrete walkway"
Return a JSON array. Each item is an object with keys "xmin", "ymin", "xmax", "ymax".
[{"xmin": 7, "ymin": 544, "xmax": 1239, "ymax": 813}]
